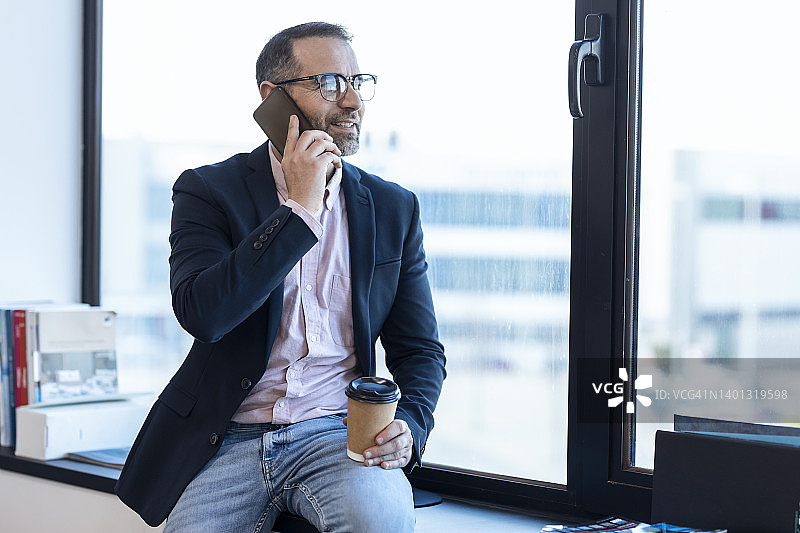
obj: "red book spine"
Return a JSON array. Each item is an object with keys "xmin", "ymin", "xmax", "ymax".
[{"xmin": 12, "ymin": 310, "xmax": 28, "ymax": 407}]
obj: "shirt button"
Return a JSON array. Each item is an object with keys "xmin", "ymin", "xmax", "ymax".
[
  {"xmin": 278, "ymin": 400, "xmax": 285, "ymax": 407},
  {"xmin": 310, "ymin": 335, "xmax": 318, "ymax": 343},
  {"xmin": 305, "ymin": 284, "xmax": 312, "ymax": 291},
  {"xmin": 209, "ymin": 433, "xmax": 219, "ymax": 445},
  {"xmin": 241, "ymin": 378, "xmax": 252, "ymax": 389}
]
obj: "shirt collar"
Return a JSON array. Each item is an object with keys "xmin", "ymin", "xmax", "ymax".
[{"xmin": 268, "ymin": 141, "xmax": 342, "ymax": 211}]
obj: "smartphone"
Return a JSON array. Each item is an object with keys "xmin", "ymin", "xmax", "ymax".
[{"xmin": 253, "ymin": 86, "xmax": 313, "ymax": 156}]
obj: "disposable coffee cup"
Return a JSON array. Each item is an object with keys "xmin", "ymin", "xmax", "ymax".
[{"xmin": 345, "ymin": 377, "xmax": 401, "ymax": 462}]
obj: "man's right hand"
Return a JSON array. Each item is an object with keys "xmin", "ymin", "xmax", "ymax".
[{"xmin": 281, "ymin": 115, "xmax": 342, "ymax": 214}]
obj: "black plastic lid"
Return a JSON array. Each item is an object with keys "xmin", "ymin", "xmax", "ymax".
[{"xmin": 345, "ymin": 377, "xmax": 401, "ymax": 404}]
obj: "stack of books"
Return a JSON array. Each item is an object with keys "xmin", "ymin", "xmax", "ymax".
[
  {"xmin": 541, "ymin": 517, "xmax": 726, "ymax": 532},
  {"xmin": 0, "ymin": 303, "xmax": 118, "ymax": 448}
]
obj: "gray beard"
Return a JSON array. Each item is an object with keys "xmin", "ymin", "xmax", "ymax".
[
  {"xmin": 308, "ymin": 115, "xmax": 360, "ymax": 156},
  {"xmin": 329, "ymin": 129, "xmax": 360, "ymax": 156}
]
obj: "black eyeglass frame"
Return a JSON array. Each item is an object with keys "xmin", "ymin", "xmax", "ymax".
[{"xmin": 274, "ymin": 73, "xmax": 378, "ymax": 102}]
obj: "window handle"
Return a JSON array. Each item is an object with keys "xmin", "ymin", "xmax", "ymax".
[{"xmin": 569, "ymin": 14, "xmax": 607, "ymax": 119}]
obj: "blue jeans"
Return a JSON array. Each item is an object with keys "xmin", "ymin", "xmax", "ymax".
[{"xmin": 163, "ymin": 415, "xmax": 415, "ymax": 532}]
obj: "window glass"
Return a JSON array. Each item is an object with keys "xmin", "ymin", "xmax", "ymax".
[
  {"xmin": 101, "ymin": 1, "xmax": 573, "ymax": 483},
  {"xmin": 634, "ymin": 0, "xmax": 800, "ymax": 468}
]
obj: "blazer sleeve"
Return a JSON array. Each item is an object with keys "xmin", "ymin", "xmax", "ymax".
[
  {"xmin": 379, "ymin": 192, "xmax": 446, "ymax": 469},
  {"xmin": 168, "ymin": 168, "xmax": 318, "ymax": 342}
]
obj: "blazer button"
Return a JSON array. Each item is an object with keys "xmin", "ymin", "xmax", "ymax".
[
  {"xmin": 258, "ymin": 234, "xmax": 268, "ymax": 242},
  {"xmin": 253, "ymin": 241, "xmax": 263, "ymax": 250},
  {"xmin": 209, "ymin": 433, "xmax": 219, "ymax": 445},
  {"xmin": 265, "ymin": 227, "xmax": 274, "ymax": 235},
  {"xmin": 241, "ymin": 378, "xmax": 252, "ymax": 389},
  {"xmin": 270, "ymin": 218, "xmax": 280, "ymax": 228}
]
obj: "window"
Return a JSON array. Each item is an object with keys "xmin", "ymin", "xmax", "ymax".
[
  {"xmin": 100, "ymin": 0, "xmax": 573, "ymax": 490},
  {"xmin": 633, "ymin": 0, "xmax": 800, "ymax": 470},
  {"xmin": 93, "ymin": 0, "xmax": 800, "ymax": 521}
]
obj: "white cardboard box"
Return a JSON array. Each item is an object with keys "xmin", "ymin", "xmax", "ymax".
[{"xmin": 15, "ymin": 398, "xmax": 150, "ymax": 461}]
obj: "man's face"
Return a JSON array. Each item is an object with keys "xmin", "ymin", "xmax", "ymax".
[{"xmin": 283, "ymin": 37, "xmax": 365, "ymax": 157}]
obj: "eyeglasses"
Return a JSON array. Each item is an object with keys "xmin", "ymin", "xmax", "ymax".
[{"xmin": 275, "ymin": 73, "xmax": 377, "ymax": 102}]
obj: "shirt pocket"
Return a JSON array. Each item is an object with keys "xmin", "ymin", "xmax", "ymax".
[{"xmin": 328, "ymin": 274, "xmax": 354, "ymax": 347}]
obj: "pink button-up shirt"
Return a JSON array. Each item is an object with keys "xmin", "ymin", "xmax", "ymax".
[{"xmin": 232, "ymin": 145, "xmax": 362, "ymax": 424}]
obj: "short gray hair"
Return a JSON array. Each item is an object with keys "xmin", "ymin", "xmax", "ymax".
[{"xmin": 255, "ymin": 22, "xmax": 353, "ymax": 86}]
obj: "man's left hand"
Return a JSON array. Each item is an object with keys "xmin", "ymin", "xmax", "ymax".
[{"xmin": 344, "ymin": 418, "xmax": 414, "ymax": 469}]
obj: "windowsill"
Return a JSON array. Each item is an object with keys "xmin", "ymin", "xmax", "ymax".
[
  {"xmin": 0, "ymin": 445, "xmax": 587, "ymax": 531},
  {"xmin": 416, "ymin": 496, "xmax": 577, "ymax": 532},
  {"xmin": 0, "ymin": 446, "xmax": 120, "ymax": 493}
]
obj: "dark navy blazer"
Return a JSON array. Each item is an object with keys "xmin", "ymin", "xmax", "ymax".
[{"xmin": 114, "ymin": 142, "xmax": 446, "ymax": 526}]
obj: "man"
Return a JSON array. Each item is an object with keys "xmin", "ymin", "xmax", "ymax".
[{"xmin": 115, "ymin": 22, "xmax": 446, "ymax": 533}]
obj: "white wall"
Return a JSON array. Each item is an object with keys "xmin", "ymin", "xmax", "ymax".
[
  {"xmin": 0, "ymin": 1, "xmax": 141, "ymax": 530},
  {"xmin": 0, "ymin": 0, "xmax": 82, "ymax": 303},
  {"xmin": 0, "ymin": 469, "xmax": 162, "ymax": 532}
]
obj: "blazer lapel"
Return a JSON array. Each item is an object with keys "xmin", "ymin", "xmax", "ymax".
[
  {"xmin": 245, "ymin": 142, "xmax": 281, "ymax": 221},
  {"xmin": 341, "ymin": 163, "xmax": 376, "ymax": 376},
  {"xmin": 245, "ymin": 142, "xmax": 283, "ymax": 347}
]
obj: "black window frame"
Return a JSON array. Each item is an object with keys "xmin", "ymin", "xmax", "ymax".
[
  {"xmin": 567, "ymin": 0, "xmax": 653, "ymax": 519},
  {"xmin": 77, "ymin": 0, "xmax": 655, "ymax": 521},
  {"xmin": 82, "ymin": 0, "xmax": 102, "ymax": 307}
]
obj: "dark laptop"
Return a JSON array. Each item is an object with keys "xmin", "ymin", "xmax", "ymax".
[{"xmin": 651, "ymin": 426, "xmax": 800, "ymax": 533}]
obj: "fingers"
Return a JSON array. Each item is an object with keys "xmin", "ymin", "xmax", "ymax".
[
  {"xmin": 365, "ymin": 448, "xmax": 412, "ymax": 470},
  {"xmin": 284, "ymin": 116, "xmax": 341, "ymax": 154},
  {"xmin": 283, "ymin": 117, "xmax": 341, "ymax": 170},
  {"xmin": 281, "ymin": 120, "xmax": 341, "ymax": 212},
  {"xmin": 367, "ymin": 446, "xmax": 410, "ymax": 469},
  {"xmin": 320, "ymin": 151, "xmax": 342, "ymax": 173},
  {"xmin": 375, "ymin": 419, "xmax": 407, "ymax": 445},
  {"xmin": 284, "ymin": 115, "xmax": 299, "ymax": 155},
  {"xmin": 299, "ymin": 137, "xmax": 341, "ymax": 162},
  {"xmin": 362, "ymin": 419, "xmax": 413, "ymax": 469},
  {"xmin": 374, "ymin": 455, "xmax": 410, "ymax": 470},
  {"xmin": 284, "ymin": 116, "xmax": 340, "ymax": 157},
  {"xmin": 294, "ymin": 133, "xmax": 336, "ymax": 154}
]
